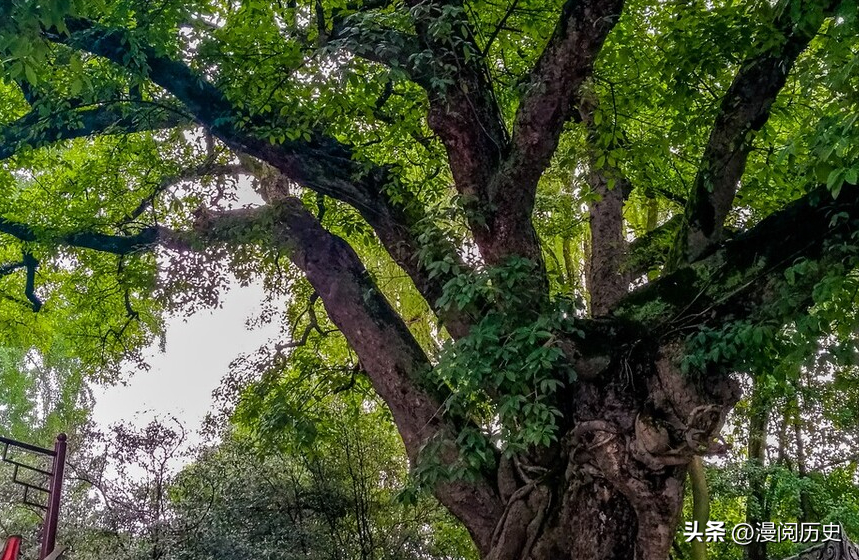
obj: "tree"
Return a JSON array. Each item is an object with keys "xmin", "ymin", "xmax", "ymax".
[
  {"xmin": 32, "ymin": 408, "xmax": 474, "ymax": 560},
  {"xmin": 172, "ymin": 398, "xmax": 477, "ymax": 560},
  {"xmin": 0, "ymin": 345, "xmax": 90, "ymax": 558},
  {"xmin": 0, "ymin": 0, "xmax": 858, "ymax": 558}
]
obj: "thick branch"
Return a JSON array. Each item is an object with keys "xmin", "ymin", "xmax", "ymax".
[
  {"xmin": 505, "ymin": 0, "xmax": 623, "ymax": 197},
  {"xmin": 418, "ymin": 0, "xmax": 624, "ymax": 295},
  {"xmin": 469, "ymin": 0, "xmax": 623, "ymax": 280},
  {"xmin": 0, "ymin": 103, "xmax": 187, "ymax": 161},
  {"xmin": 0, "ymin": 216, "xmax": 159, "ymax": 254},
  {"xmin": 673, "ymin": 0, "xmax": 840, "ymax": 265},
  {"xmin": 197, "ymin": 200, "xmax": 504, "ymax": 552},
  {"xmin": 55, "ymin": 18, "xmax": 379, "ymax": 210},
  {"xmin": 22, "ymin": 251, "xmax": 42, "ymax": 311},
  {"xmin": 404, "ymin": 0, "xmax": 537, "ymax": 275},
  {"xmin": 587, "ymin": 171, "xmax": 629, "ymax": 316},
  {"xmin": 581, "ymin": 101, "xmax": 632, "ymax": 316},
  {"xmin": 0, "ymin": 257, "xmax": 41, "ymax": 311},
  {"xmin": 50, "ymin": 16, "xmax": 474, "ymax": 338},
  {"xmin": 368, "ymin": 0, "xmax": 511, "ymax": 217},
  {"xmin": 615, "ymin": 182, "xmax": 859, "ymax": 340},
  {"xmin": 0, "ymin": 261, "xmax": 25, "ymax": 276},
  {"xmin": 623, "ymin": 214, "xmax": 683, "ymax": 279}
]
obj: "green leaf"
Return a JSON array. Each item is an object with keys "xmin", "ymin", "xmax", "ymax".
[{"xmin": 24, "ymin": 63, "xmax": 38, "ymax": 86}]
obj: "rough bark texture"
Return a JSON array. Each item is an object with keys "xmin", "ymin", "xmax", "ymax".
[
  {"xmin": 586, "ymin": 167, "xmax": 630, "ymax": 316},
  {"xmin": 581, "ymin": 95, "xmax": 632, "ymax": 315},
  {"xmin": 579, "ymin": 92, "xmax": 641, "ymax": 315},
  {"xmin": 482, "ymin": 342, "xmax": 739, "ymax": 560},
  {"xmin": 412, "ymin": 0, "xmax": 624, "ymax": 295},
  {"xmin": 672, "ymin": 0, "xmax": 843, "ymax": 265}
]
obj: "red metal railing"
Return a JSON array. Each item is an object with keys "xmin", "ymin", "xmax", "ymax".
[{"xmin": 0, "ymin": 434, "xmax": 67, "ymax": 560}]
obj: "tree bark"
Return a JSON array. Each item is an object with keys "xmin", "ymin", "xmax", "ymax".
[
  {"xmin": 482, "ymin": 344, "xmax": 738, "ymax": 560},
  {"xmin": 670, "ymin": 0, "xmax": 842, "ymax": 265},
  {"xmin": 489, "ymin": 477, "xmax": 640, "ymax": 560},
  {"xmin": 586, "ymin": 170, "xmax": 629, "ymax": 316}
]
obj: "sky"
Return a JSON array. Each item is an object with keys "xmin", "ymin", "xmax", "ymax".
[
  {"xmin": 89, "ymin": 180, "xmax": 283, "ymax": 443},
  {"xmin": 89, "ymin": 279, "xmax": 283, "ymax": 440}
]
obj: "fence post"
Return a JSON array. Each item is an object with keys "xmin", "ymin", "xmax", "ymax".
[{"xmin": 39, "ymin": 434, "xmax": 66, "ymax": 560}]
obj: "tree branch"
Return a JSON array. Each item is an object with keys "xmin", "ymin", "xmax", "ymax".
[
  {"xmin": 0, "ymin": 261, "xmax": 25, "ymax": 276},
  {"xmin": 47, "ymin": 16, "xmax": 476, "ymax": 338},
  {"xmin": 119, "ymin": 162, "xmax": 246, "ymax": 226},
  {"xmin": 622, "ymin": 214, "xmax": 683, "ymax": 280},
  {"xmin": 481, "ymin": 0, "xmax": 521, "ymax": 56},
  {"xmin": 0, "ymin": 102, "xmax": 188, "ymax": 161},
  {"xmin": 0, "ymin": 216, "xmax": 160, "ymax": 255},
  {"xmin": 587, "ymin": 171, "xmax": 630, "ymax": 316},
  {"xmin": 581, "ymin": 100, "xmax": 632, "ymax": 316},
  {"xmin": 196, "ymin": 200, "xmax": 505, "ymax": 552},
  {"xmin": 22, "ymin": 251, "xmax": 42, "ymax": 311},
  {"xmin": 53, "ymin": 18, "xmax": 367, "ymax": 205},
  {"xmin": 0, "ymin": 256, "xmax": 41, "ymax": 311},
  {"xmin": 504, "ymin": 0, "xmax": 623, "ymax": 193},
  {"xmin": 615, "ymin": 182, "xmax": 859, "ymax": 340},
  {"xmin": 416, "ymin": 0, "xmax": 624, "ymax": 295},
  {"xmin": 274, "ymin": 291, "xmax": 331, "ymax": 351},
  {"xmin": 672, "ymin": 0, "xmax": 841, "ymax": 265},
  {"xmin": 403, "ymin": 0, "xmax": 535, "ymax": 275},
  {"xmin": 477, "ymin": 0, "xmax": 623, "ymax": 273}
]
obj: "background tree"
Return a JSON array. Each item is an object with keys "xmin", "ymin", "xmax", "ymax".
[
  {"xmin": 0, "ymin": 0, "xmax": 858, "ymax": 559},
  {"xmin": 0, "ymin": 345, "xmax": 90, "ymax": 559},
  {"xmin": 673, "ymin": 355, "xmax": 859, "ymax": 560},
  {"xmin": 172, "ymin": 395, "xmax": 476, "ymax": 560},
  {"xmin": 5, "ymin": 409, "xmax": 475, "ymax": 560}
]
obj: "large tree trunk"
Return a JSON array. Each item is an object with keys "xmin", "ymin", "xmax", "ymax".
[
  {"xmin": 489, "ymin": 476, "xmax": 641, "ymax": 560},
  {"xmin": 481, "ymin": 344, "xmax": 739, "ymax": 560}
]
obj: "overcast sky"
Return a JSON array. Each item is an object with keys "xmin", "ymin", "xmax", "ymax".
[
  {"xmin": 89, "ymin": 181, "xmax": 283, "ymax": 442},
  {"xmin": 90, "ymin": 279, "xmax": 283, "ymax": 439}
]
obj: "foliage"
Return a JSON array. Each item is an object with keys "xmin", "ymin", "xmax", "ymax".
[{"xmin": 39, "ymin": 410, "xmax": 476, "ymax": 560}]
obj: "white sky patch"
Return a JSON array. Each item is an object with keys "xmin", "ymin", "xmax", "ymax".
[
  {"xmin": 90, "ymin": 174, "xmax": 283, "ymax": 449},
  {"xmin": 90, "ymin": 278, "xmax": 284, "ymax": 445}
]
